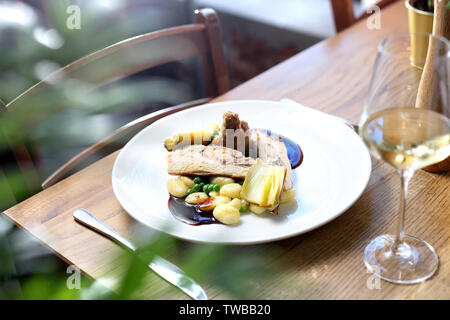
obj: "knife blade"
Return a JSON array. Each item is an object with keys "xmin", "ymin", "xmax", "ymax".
[{"xmin": 73, "ymin": 208, "xmax": 208, "ymax": 300}]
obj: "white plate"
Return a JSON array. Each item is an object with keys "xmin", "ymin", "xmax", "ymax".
[{"xmin": 112, "ymin": 100, "xmax": 371, "ymax": 245}]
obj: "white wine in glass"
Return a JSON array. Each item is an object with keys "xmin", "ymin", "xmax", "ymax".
[
  {"xmin": 360, "ymin": 33, "xmax": 449, "ymax": 284},
  {"xmin": 362, "ymin": 108, "xmax": 450, "ymax": 170}
]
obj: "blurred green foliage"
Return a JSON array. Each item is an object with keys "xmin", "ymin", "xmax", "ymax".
[
  {"xmin": 0, "ymin": 0, "xmax": 199, "ymax": 195},
  {"xmin": 0, "ymin": 0, "xmax": 274, "ymax": 300},
  {"xmin": 0, "ymin": 214, "xmax": 274, "ymax": 299}
]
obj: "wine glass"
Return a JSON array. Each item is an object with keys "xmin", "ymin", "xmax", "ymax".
[{"xmin": 360, "ymin": 33, "xmax": 449, "ymax": 284}]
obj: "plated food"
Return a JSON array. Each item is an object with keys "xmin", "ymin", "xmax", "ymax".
[
  {"xmin": 165, "ymin": 111, "xmax": 302, "ymax": 225},
  {"xmin": 112, "ymin": 100, "xmax": 371, "ymax": 244}
]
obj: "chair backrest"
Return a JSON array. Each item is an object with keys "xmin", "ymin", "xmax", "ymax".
[
  {"xmin": 0, "ymin": 8, "xmax": 229, "ymax": 201},
  {"xmin": 330, "ymin": 0, "xmax": 398, "ymax": 32},
  {"xmin": 6, "ymin": 8, "xmax": 228, "ymax": 121}
]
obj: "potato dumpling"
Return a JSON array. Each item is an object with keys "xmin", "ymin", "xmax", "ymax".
[
  {"xmin": 249, "ymin": 204, "xmax": 267, "ymax": 215},
  {"xmin": 209, "ymin": 176, "xmax": 235, "ymax": 187},
  {"xmin": 205, "ymin": 122, "xmax": 220, "ymax": 140},
  {"xmin": 206, "ymin": 122, "xmax": 220, "ymax": 133},
  {"xmin": 220, "ymin": 183, "xmax": 242, "ymax": 199},
  {"xmin": 163, "ymin": 133, "xmax": 181, "ymax": 151},
  {"xmin": 167, "ymin": 177, "xmax": 189, "ymax": 197},
  {"xmin": 198, "ymin": 195, "xmax": 231, "ymax": 211},
  {"xmin": 213, "ymin": 204, "xmax": 240, "ymax": 225},
  {"xmin": 209, "ymin": 191, "xmax": 220, "ymax": 197},
  {"xmin": 185, "ymin": 192, "xmax": 209, "ymax": 204},
  {"xmin": 164, "ymin": 122, "xmax": 220, "ymax": 151},
  {"xmin": 228, "ymin": 198, "xmax": 242, "ymax": 210},
  {"xmin": 178, "ymin": 176, "xmax": 195, "ymax": 188},
  {"xmin": 280, "ymin": 189, "xmax": 296, "ymax": 204},
  {"xmin": 215, "ymin": 195, "xmax": 231, "ymax": 205}
]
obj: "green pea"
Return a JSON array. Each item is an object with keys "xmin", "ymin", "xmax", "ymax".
[
  {"xmin": 213, "ymin": 184, "xmax": 220, "ymax": 192},
  {"xmin": 238, "ymin": 180, "xmax": 244, "ymax": 185},
  {"xmin": 203, "ymin": 184, "xmax": 209, "ymax": 193},
  {"xmin": 208, "ymin": 184, "xmax": 215, "ymax": 192},
  {"xmin": 192, "ymin": 184, "xmax": 201, "ymax": 192},
  {"xmin": 240, "ymin": 204, "xmax": 248, "ymax": 212},
  {"xmin": 198, "ymin": 182, "xmax": 205, "ymax": 189},
  {"xmin": 186, "ymin": 188, "xmax": 193, "ymax": 195},
  {"xmin": 193, "ymin": 177, "xmax": 202, "ymax": 184}
]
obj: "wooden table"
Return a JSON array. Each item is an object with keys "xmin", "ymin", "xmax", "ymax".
[{"xmin": 3, "ymin": 1, "xmax": 449, "ymax": 299}]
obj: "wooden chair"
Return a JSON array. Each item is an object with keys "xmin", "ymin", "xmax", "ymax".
[
  {"xmin": 1, "ymin": 8, "xmax": 229, "ymax": 197},
  {"xmin": 330, "ymin": 0, "xmax": 398, "ymax": 32}
]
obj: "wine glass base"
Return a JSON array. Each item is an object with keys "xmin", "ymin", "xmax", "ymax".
[{"xmin": 364, "ymin": 234, "xmax": 439, "ymax": 284}]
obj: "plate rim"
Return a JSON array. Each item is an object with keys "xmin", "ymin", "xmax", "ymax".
[{"xmin": 112, "ymin": 99, "xmax": 372, "ymax": 245}]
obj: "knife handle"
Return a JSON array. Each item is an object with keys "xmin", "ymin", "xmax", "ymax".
[{"xmin": 73, "ymin": 208, "xmax": 137, "ymax": 251}]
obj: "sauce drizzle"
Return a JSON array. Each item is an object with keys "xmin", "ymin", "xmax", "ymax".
[{"xmin": 168, "ymin": 195, "xmax": 218, "ymax": 225}]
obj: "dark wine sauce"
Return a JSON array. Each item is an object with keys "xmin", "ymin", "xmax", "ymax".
[
  {"xmin": 168, "ymin": 195, "xmax": 218, "ymax": 225},
  {"xmin": 168, "ymin": 129, "xmax": 303, "ymax": 225}
]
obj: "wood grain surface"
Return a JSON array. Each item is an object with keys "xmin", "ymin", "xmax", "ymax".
[{"xmin": 3, "ymin": 1, "xmax": 450, "ymax": 299}]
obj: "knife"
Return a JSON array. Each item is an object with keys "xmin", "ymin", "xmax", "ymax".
[{"xmin": 73, "ymin": 208, "xmax": 208, "ymax": 300}]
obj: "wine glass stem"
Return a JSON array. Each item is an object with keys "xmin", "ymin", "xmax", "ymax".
[{"xmin": 395, "ymin": 169, "xmax": 414, "ymax": 246}]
